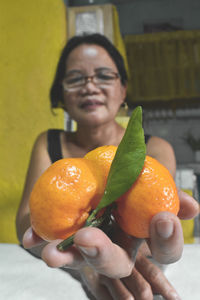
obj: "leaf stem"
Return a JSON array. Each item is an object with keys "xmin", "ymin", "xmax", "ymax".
[
  {"xmin": 57, "ymin": 234, "xmax": 75, "ymax": 251},
  {"xmin": 57, "ymin": 204, "xmax": 114, "ymax": 251}
]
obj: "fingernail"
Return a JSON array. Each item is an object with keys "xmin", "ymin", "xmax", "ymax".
[
  {"xmin": 22, "ymin": 228, "xmax": 33, "ymax": 248},
  {"xmin": 23, "ymin": 227, "xmax": 32, "ymax": 239},
  {"xmin": 78, "ymin": 246, "xmax": 98, "ymax": 258},
  {"xmin": 156, "ymin": 220, "xmax": 174, "ymax": 239}
]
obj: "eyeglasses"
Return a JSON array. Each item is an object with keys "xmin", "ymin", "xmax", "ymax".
[{"xmin": 62, "ymin": 70, "xmax": 120, "ymax": 91}]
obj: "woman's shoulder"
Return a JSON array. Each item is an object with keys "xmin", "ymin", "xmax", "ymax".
[
  {"xmin": 33, "ymin": 131, "xmax": 47, "ymax": 148},
  {"xmin": 35, "ymin": 129, "xmax": 64, "ymax": 142},
  {"xmin": 146, "ymin": 135, "xmax": 176, "ymax": 175},
  {"xmin": 32, "ymin": 129, "xmax": 64, "ymax": 153},
  {"xmin": 146, "ymin": 135, "xmax": 172, "ymax": 148},
  {"xmin": 28, "ymin": 129, "xmax": 66, "ymax": 166},
  {"xmin": 27, "ymin": 131, "xmax": 53, "ymax": 174},
  {"xmin": 146, "ymin": 135, "xmax": 174, "ymax": 156}
]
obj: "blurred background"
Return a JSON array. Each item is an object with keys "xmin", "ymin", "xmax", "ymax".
[{"xmin": 0, "ymin": 0, "xmax": 199, "ymax": 244}]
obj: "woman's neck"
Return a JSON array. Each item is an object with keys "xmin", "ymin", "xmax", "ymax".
[{"xmin": 73, "ymin": 120, "xmax": 125, "ymax": 152}]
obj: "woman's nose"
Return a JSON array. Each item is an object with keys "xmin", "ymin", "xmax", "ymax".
[{"xmin": 81, "ymin": 80, "xmax": 100, "ymax": 93}]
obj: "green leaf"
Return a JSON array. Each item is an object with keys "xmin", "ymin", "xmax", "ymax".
[{"xmin": 96, "ymin": 106, "xmax": 146, "ymax": 211}]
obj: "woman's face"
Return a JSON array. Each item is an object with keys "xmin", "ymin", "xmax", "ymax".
[{"xmin": 62, "ymin": 44, "xmax": 127, "ymax": 126}]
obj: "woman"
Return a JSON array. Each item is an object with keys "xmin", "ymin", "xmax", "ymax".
[{"xmin": 16, "ymin": 33, "xmax": 199, "ymax": 299}]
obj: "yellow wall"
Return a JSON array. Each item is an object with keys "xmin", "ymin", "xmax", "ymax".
[{"xmin": 0, "ymin": 0, "xmax": 66, "ymax": 243}]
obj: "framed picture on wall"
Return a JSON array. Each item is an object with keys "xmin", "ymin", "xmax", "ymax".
[{"xmin": 67, "ymin": 4, "xmax": 114, "ymax": 42}]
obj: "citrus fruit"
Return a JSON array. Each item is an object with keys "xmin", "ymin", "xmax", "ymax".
[
  {"xmin": 30, "ymin": 146, "xmax": 116, "ymax": 242},
  {"xmin": 114, "ymin": 155, "xmax": 180, "ymax": 238},
  {"xmin": 84, "ymin": 145, "xmax": 117, "ymax": 187},
  {"xmin": 30, "ymin": 158, "xmax": 102, "ymax": 241}
]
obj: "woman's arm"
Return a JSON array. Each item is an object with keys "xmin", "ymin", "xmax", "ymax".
[{"xmin": 16, "ymin": 132, "xmax": 51, "ymax": 254}]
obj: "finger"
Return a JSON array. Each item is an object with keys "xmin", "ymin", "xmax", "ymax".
[
  {"xmin": 148, "ymin": 211, "xmax": 184, "ymax": 264},
  {"xmin": 101, "ymin": 276, "xmax": 135, "ymax": 300},
  {"xmin": 109, "ymin": 222, "xmax": 143, "ymax": 261},
  {"xmin": 81, "ymin": 266, "xmax": 112, "ymax": 300},
  {"xmin": 135, "ymin": 255, "xmax": 181, "ymax": 300},
  {"xmin": 74, "ymin": 227, "xmax": 135, "ymax": 278},
  {"xmin": 178, "ymin": 189, "xmax": 199, "ymax": 219},
  {"xmin": 22, "ymin": 227, "xmax": 44, "ymax": 248},
  {"xmin": 41, "ymin": 239, "xmax": 84, "ymax": 269},
  {"xmin": 122, "ymin": 266, "xmax": 153, "ymax": 300}
]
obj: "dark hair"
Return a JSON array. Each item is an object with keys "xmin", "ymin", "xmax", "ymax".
[{"xmin": 50, "ymin": 33, "xmax": 128, "ymax": 108}]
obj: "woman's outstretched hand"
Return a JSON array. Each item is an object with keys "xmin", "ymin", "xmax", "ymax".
[{"xmin": 23, "ymin": 190, "xmax": 199, "ymax": 299}]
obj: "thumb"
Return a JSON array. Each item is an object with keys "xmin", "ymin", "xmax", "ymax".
[
  {"xmin": 74, "ymin": 227, "xmax": 135, "ymax": 278},
  {"xmin": 148, "ymin": 211, "xmax": 184, "ymax": 264}
]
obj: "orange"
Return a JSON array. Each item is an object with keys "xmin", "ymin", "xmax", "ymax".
[
  {"xmin": 30, "ymin": 146, "xmax": 116, "ymax": 242},
  {"xmin": 84, "ymin": 145, "xmax": 117, "ymax": 187},
  {"xmin": 30, "ymin": 158, "xmax": 101, "ymax": 241},
  {"xmin": 114, "ymin": 156, "xmax": 180, "ymax": 238}
]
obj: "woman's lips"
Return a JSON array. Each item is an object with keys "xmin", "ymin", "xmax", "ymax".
[{"xmin": 80, "ymin": 100, "xmax": 104, "ymax": 109}]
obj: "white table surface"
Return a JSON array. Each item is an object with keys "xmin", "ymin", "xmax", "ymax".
[
  {"xmin": 0, "ymin": 243, "xmax": 199, "ymax": 300},
  {"xmin": 0, "ymin": 243, "xmax": 88, "ymax": 300},
  {"xmin": 164, "ymin": 244, "xmax": 200, "ymax": 300}
]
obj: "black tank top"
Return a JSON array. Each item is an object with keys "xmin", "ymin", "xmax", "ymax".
[{"xmin": 47, "ymin": 129, "xmax": 151, "ymax": 163}]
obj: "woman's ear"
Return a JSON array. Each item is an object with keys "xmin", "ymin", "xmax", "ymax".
[
  {"xmin": 118, "ymin": 99, "xmax": 129, "ymax": 116},
  {"xmin": 121, "ymin": 101, "xmax": 129, "ymax": 114}
]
